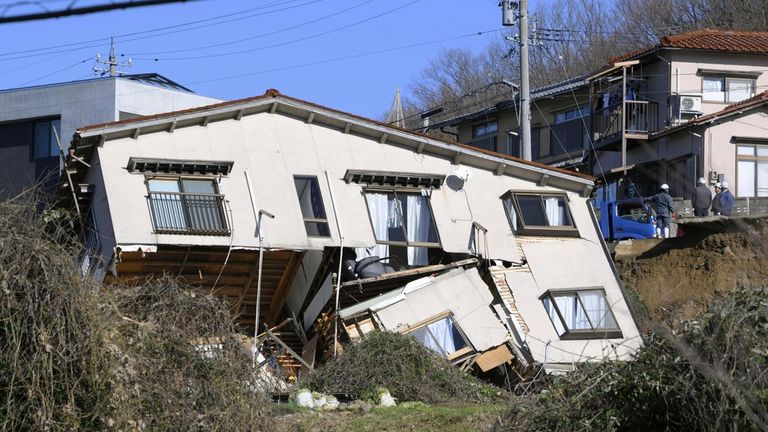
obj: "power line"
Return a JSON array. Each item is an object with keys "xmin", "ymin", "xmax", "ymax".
[
  {"xmin": 0, "ymin": 0, "xmax": 318, "ymax": 60},
  {"xmin": 0, "ymin": 28, "xmax": 501, "ymax": 118},
  {"xmin": 134, "ymin": 0, "xmax": 424, "ymax": 61},
  {"xmin": 125, "ymin": 0, "xmax": 376, "ymax": 56},
  {"xmin": 0, "ymin": 0, "xmax": 205, "ymax": 24}
]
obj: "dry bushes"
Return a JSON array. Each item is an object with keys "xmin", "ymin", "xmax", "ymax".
[
  {"xmin": 0, "ymin": 198, "xmax": 270, "ymax": 431},
  {"xmin": 301, "ymin": 331, "xmax": 504, "ymax": 404},
  {"xmin": 493, "ymin": 287, "xmax": 768, "ymax": 432}
]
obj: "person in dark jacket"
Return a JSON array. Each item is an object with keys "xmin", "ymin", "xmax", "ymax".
[
  {"xmin": 645, "ymin": 183, "xmax": 676, "ymax": 238},
  {"xmin": 719, "ymin": 181, "xmax": 735, "ymax": 216},
  {"xmin": 711, "ymin": 183, "xmax": 723, "ymax": 215},
  {"xmin": 692, "ymin": 177, "xmax": 712, "ymax": 217}
]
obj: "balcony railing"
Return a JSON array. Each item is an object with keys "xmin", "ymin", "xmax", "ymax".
[
  {"xmin": 592, "ymin": 100, "xmax": 658, "ymax": 144},
  {"xmin": 147, "ymin": 192, "xmax": 230, "ymax": 235}
]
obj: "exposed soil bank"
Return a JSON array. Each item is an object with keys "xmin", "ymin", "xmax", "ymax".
[{"xmin": 616, "ymin": 216, "xmax": 768, "ymax": 324}]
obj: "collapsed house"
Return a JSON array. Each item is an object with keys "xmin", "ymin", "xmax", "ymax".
[{"xmin": 62, "ymin": 89, "xmax": 642, "ymax": 380}]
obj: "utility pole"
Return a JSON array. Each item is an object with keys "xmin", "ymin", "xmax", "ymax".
[
  {"xmin": 501, "ymin": 0, "xmax": 531, "ymax": 160},
  {"xmin": 94, "ymin": 37, "xmax": 132, "ymax": 77}
]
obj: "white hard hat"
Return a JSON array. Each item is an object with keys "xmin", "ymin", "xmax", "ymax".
[
  {"xmin": 715, "ymin": 182, "xmax": 721, "ymax": 188},
  {"xmin": 721, "ymin": 181, "xmax": 729, "ymax": 189},
  {"xmin": 698, "ymin": 177, "xmax": 707, "ymax": 184},
  {"xmin": 661, "ymin": 183, "xmax": 669, "ymax": 190}
]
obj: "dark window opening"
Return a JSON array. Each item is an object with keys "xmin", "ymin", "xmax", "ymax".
[{"xmin": 294, "ymin": 176, "xmax": 331, "ymax": 237}]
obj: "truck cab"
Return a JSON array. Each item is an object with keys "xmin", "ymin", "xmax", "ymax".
[{"xmin": 594, "ymin": 198, "xmax": 656, "ymax": 241}]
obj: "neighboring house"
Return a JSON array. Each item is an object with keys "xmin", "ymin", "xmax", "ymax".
[
  {"xmin": 0, "ymin": 74, "xmax": 220, "ymax": 199},
  {"xmin": 62, "ymin": 89, "xmax": 642, "ymax": 378},
  {"xmin": 439, "ymin": 30, "xmax": 768, "ymax": 212}
]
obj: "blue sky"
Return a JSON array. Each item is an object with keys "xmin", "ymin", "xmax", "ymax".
[{"xmin": 0, "ymin": 0, "xmax": 510, "ymax": 118}]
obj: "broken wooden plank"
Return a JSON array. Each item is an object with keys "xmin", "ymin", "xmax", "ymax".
[
  {"xmin": 476, "ymin": 344, "xmax": 514, "ymax": 372},
  {"xmin": 340, "ymin": 258, "xmax": 478, "ymax": 287}
]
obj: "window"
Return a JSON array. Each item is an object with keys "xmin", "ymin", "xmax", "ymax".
[
  {"xmin": 146, "ymin": 178, "xmax": 229, "ymax": 235},
  {"xmin": 736, "ymin": 144, "xmax": 768, "ymax": 198},
  {"xmin": 471, "ymin": 120, "xmax": 498, "ymax": 152},
  {"xmin": 554, "ymin": 106, "xmax": 589, "ymax": 124},
  {"xmin": 703, "ymin": 76, "xmax": 755, "ymax": 103},
  {"xmin": 364, "ymin": 189, "xmax": 440, "ymax": 266},
  {"xmin": 541, "ymin": 289, "xmax": 622, "ymax": 339},
  {"xmin": 406, "ymin": 314, "xmax": 472, "ymax": 360},
  {"xmin": 502, "ymin": 192, "xmax": 577, "ymax": 236},
  {"xmin": 293, "ymin": 176, "xmax": 331, "ymax": 237}
]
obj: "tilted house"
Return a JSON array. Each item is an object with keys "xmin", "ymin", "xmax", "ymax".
[{"xmin": 64, "ymin": 89, "xmax": 642, "ymax": 377}]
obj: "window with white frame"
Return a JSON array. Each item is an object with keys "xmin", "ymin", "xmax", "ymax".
[
  {"xmin": 502, "ymin": 192, "xmax": 578, "ymax": 236},
  {"xmin": 293, "ymin": 176, "xmax": 331, "ymax": 237},
  {"xmin": 736, "ymin": 143, "xmax": 768, "ymax": 198},
  {"xmin": 363, "ymin": 189, "xmax": 440, "ymax": 267},
  {"xmin": 541, "ymin": 289, "xmax": 622, "ymax": 339},
  {"xmin": 702, "ymin": 76, "xmax": 755, "ymax": 103},
  {"xmin": 405, "ymin": 314, "xmax": 472, "ymax": 360}
]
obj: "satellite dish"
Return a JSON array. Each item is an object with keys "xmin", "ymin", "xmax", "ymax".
[{"xmin": 454, "ymin": 166, "xmax": 472, "ymax": 182}]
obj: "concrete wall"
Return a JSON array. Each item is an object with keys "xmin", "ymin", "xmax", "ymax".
[{"xmin": 0, "ymin": 77, "xmax": 219, "ymax": 198}]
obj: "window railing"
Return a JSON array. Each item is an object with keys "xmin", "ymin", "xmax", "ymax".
[{"xmin": 147, "ymin": 191, "xmax": 230, "ymax": 235}]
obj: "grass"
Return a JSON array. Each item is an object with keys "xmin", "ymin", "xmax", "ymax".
[{"xmin": 273, "ymin": 403, "xmax": 508, "ymax": 432}]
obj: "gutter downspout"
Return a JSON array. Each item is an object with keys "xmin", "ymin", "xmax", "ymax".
[
  {"xmin": 324, "ymin": 170, "xmax": 345, "ymax": 357},
  {"xmin": 245, "ymin": 169, "xmax": 275, "ymax": 364}
]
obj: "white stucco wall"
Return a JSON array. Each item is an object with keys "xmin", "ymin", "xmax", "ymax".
[
  {"xmin": 93, "ymin": 110, "xmax": 599, "ymax": 261},
  {"xmin": 504, "ymin": 236, "xmax": 642, "ymax": 364},
  {"xmin": 373, "ymin": 268, "xmax": 509, "ymax": 352}
]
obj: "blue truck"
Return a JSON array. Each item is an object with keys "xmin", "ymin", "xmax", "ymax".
[{"xmin": 594, "ymin": 198, "xmax": 657, "ymax": 241}]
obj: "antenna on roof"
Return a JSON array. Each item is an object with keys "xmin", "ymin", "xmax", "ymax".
[
  {"xmin": 386, "ymin": 88, "xmax": 405, "ymax": 128},
  {"xmin": 94, "ymin": 36, "xmax": 132, "ymax": 77}
]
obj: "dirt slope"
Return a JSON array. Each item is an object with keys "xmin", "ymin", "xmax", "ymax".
[{"xmin": 617, "ymin": 216, "xmax": 768, "ymax": 324}]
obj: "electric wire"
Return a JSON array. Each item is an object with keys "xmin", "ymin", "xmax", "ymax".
[{"xmin": 133, "ymin": 0, "xmax": 424, "ymax": 61}]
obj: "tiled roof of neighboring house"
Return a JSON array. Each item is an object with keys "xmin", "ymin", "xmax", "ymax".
[
  {"xmin": 610, "ymin": 29, "xmax": 768, "ymax": 63},
  {"xmin": 653, "ymin": 90, "xmax": 768, "ymax": 137},
  {"xmin": 76, "ymin": 89, "xmax": 596, "ymax": 181}
]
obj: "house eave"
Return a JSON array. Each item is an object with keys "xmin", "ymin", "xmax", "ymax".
[{"xmin": 73, "ymin": 95, "xmax": 595, "ymax": 197}]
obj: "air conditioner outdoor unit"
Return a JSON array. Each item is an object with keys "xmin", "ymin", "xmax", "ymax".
[{"xmin": 675, "ymin": 94, "xmax": 703, "ymax": 115}]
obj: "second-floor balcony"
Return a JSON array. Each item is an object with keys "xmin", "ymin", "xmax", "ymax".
[
  {"xmin": 147, "ymin": 191, "xmax": 230, "ymax": 236},
  {"xmin": 592, "ymin": 100, "xmax": 659, "ymax": 146}
]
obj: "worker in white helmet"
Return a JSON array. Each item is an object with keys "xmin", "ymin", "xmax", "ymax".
[
  {"xmin": 692, "ymin": 177, "xmax": 712, "ymax": 217},
  {"xmin": 719, "ymin": 181, "xmax": 735, "ymax": 216},
  {"xmin": 645, "ymin": 183, "xmax": 676, "ymax": 238},
  {"xmin": 711, "ymin": 182, "xmax": 723, "ymax": 215}
]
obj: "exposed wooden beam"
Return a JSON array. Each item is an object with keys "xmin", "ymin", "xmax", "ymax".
[
  {"xmin": 416, "ymin": 142, "xmax": 426, "ymax": 154},
  {"xmin": 379, "ymin": 133, "xmax": 388, "ymax": 144},
  {"xmin": 97, "ymin": 135, "xmax": 106, "ymax": 147},
  {"xmin": 453, "ymin": 152, "xmax": 462, "ymax": 165},
  {"xmin": 177, "ymin": 246, "xmax": 191, "ymax": 276},
  {"xmin": 168, "ymin": 120, "xmax": 177, "ymax": 133},
  {"xmin": 270, "ymin": 103, "xmax": 278, "ymax": 114},
  {"xmin": 132, "ymin": 128, "xmax": 140, "ymax": 139},
  {"xmin": 201, "ymin": 116, "xmax": 210, "ymax": 127},
  {"xmin": 538, "ymin": 174, "xmax": 550, "ymax": 187},
  {"xmin": 306, "ymin": 112, "xmax": 315, "ymax": 124},
  {"xmin": 235, "ymin": 109, "xmax": 244, "ymax": 121},
  {"xmin": 343, "ymin": 123, "xmax": 352, "ymax": 134},
  {"xmin": 267, "ymin": 251, "xmax": 304, "ymax": 325}
]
